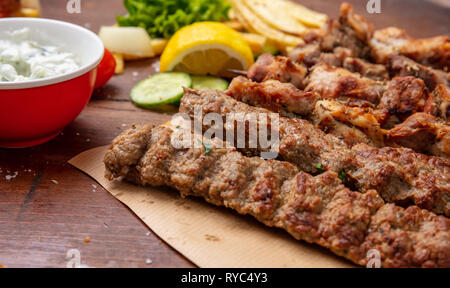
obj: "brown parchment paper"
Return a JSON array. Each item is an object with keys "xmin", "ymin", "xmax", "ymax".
[{"xmin": 69, "ymin": 146, "xmax": 353, "ymax": 268}]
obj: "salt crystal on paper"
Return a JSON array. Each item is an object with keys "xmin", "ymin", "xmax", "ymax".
[{"xmin": 5, "ymin": 171, "xmax": 18, "ymax": 181}]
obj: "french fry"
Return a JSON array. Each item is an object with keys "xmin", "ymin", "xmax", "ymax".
[
  {"xmin": 280, "ymin": 0, "xmax": 328, "ymax": 28},
  {"xmin": 224, "ymin": 20, "xmax": 245, "ymax": 32},
  {"xmin": 228, "ymin": 8, "xmax": 239, "ymax": 21},
  {"xmin": 244, "ymin": 0, "xmax": 308, "ymax": 36},
  {"xmin": 19, "ymin": 8, "xmax": 40, "ymax": 17},
  {"xmin": 113, "ymin": 53, "xmax": 124, "ymax": 74},
  {"xmin": 285, "ymin": 46, "xmax": 295, "ymax": 55},
  {"xmin": 230, "ymin": 0, "xmax": 304, "ymax": 50},
  {"xmin": 239, "ymin": 32, "xmax": 266, "ymax": 54},
  {"xmin": 151, "ymin": 38, "xmax": 169, "ymax": 56}
]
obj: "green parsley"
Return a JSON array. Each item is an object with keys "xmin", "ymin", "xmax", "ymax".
[
  {"xmin": 197, "ymin": 139, "xmax": 211, "ymax": 154},
  {"xmin": 117, "ymin": 0, "xmax": 231, "ymax": 39},
  {"xmin": 338, "ymin": 171, "xmax": 347, "ymax": 181},
  {"xmin": 315, "ymin": 163, "xmax": 324, "ymax": 173},
  {"xmin": 203, "ymin": 142, "xmax": 211, "ymax": 154}
]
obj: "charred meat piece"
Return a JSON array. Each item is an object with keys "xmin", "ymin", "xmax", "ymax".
[
  {"xmin": 289, "ymin": 42, "xmax": 323, "ymax": 67},
  {"xmin": 180, "ymin": 89, "xmax": 450, "ymax": 216},
  {"xmin": 227, "ymin": 77, "xmax": 385, "ymax": 147},
  {"xmin": 104, "ymin": 124, "xmax": 153, "ymax": 180},
  {"xmin": 289, "ymin": 43, "xmax": 388, "ymax": 81},
  {"xmin": 387, "ymin": 113, "xmax": 450, "ymax": 159},
  {"xmin": 342, "ymin": 57, "xmax": 389, "ymax": 81},
  {"xmin": 306, "ymin": 64, "xmax": 430, "ymax": 121},
  {"xmin": 389, "ymin": 55, "xmax": 449, "ymax": 91},
  {"xmin": 425, "ymin": 84, "xmax": 450, "ymax": 122},
  {"xmin": 379, "ymin": 76, "xmax": 429, "ymax": 117},
  {"xmin": 370, "ymin": 27, "xmax": 450, "ymax": 70},
  {"xmin": 0, "ymin": 0, "xmax": 20, "ymax": 17},
  {"xmin": 290, "ymin": 44, "xmax": 353, "ymax": 68},
  {"xmin": 312, "ymin": 100, "xmax": 385, "ymax": 147},
  {"xmin": 226, "ymin": 76, "xmax": 318, "ymax": 117},
  {"xmin": 105, "ymin": 124, "xmax": 450, "ymax": 268},
  {"xmin": 318, "ymin": 3, "xmax": 374, "ymax": 59},
  {"xmin": 225, "ymin": 76, "xmax": 450, "ymax": 161},
  {"xmin": 247, "ymin": 53, "xmax": 307, "ymax": 89},
  {"xmin": 305, "ymin": 63, "xmax": 385, "ymax": 104}
]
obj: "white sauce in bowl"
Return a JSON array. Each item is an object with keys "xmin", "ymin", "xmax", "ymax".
[{"xmin": 0, "ymin": 28, "xmax": 80, "ymax": 82}]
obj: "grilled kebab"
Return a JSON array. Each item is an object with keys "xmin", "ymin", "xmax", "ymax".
[
  {"xmin": 104, "ymin": 123, "xmax": 450, "ymax": 268},
  {"xmin": 180, "ymin": 89, "xmax": 450, "ymax": 216}
]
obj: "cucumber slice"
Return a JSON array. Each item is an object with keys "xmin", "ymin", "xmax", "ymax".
[
  {"xmin": 191, "ymin": 76, "xmax": 229, "ymax": 91},
  {"xmin": 130, "ymin": 72, "xmax": 192, "ymax": 108}
]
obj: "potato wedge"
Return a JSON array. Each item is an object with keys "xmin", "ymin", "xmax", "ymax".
[
  {"xmin": 18, "ymin": 8, "xmax": 40, "ymax": 17},
  {"xmin": 151, "ymin": 38, "xmax": 169, "ymax": 56},
  {"xmin": 279, "ymin": 0, "xmax": 328, "ymax": 28},
  {"xmin": 244, "ymin": 0, "xmax": 308, "ymax": 36},
  {"xmin": 99, "ymin": 26, "xmax": 154, "ymax": 58},
  {"xmin": 113, "ymin": 53, "xmax": 124, "ymax": 74},
  {"xmin": 239, "ymin": 32, "xmax": 266, "ymax": 54},
  {"xmin": 224, "ymin": 20, "xmax": 245, "ymax": 32},
  {"xmin": 230, "ymin": 0, "xmax": 304, "ymax": 50},
  {"xmin": 228, "ymin": 8, "xmax": 239, "ymax": 21}
]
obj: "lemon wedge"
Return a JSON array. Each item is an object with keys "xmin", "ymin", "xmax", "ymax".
[{"xmin": 160, "ymin": 22, "xmax": 254, "ymax": 78}]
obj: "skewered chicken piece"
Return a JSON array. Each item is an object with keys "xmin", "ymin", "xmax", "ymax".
[
  {"xmin": 305, "ymin": 63, "xmax": 431, "ymax": 122},
  {"xmin": 303, "ymin": 2, "xmax": 373, "ymax": 59},
  {"xmin": 293, "ymin": 3, "xmax": 449, "ymax": 84},
  {"xmin": 387, "ymin": 113, "xmax": 450, "ymax": 159},
  {"xmin": 370, "ymin": 27, "xmax": 450, "ymax": 71},
  {"xmin": 227, "ymin": 76, "xmax": 450, "ymax": 159},
  {"xmin": 388, "ymin": 55, "xmax": 449, "ymax": 91},
  {"xmin": 247, "ymin": 53, "xmax": 450, "ymax": 125},
  {"xmin": 343, "ymin": 56, "xmax": 389, "ymax": 81},
  {"xmin": 425, "ymin": 84, "xmax": 450, "ymax": 122},
  {"xmin": 227, "ymin": 76, "xmax": 386, "ymax": 147},
  {"xmin": 305, "ymin": 63, "xmax": 386, "ymax": 105},
  {"xmin": 105, "ymin": 123, "xmax": 450, "ymax": 268},
  {"xmin": 247, "ymin": 53, "xmax": 308, "ymax": 89},
  {"xmin": 289, "ymin": 43, "xmax": 388, "ymax": 81},
  {"xmin": 227, "ymin": 76, "xmax": 317, "ymax": 117},
  {"xmin": 247, "ymin": 55, "xmax": 429, "ymax": 116},
  {"xmin": 312, "ymin": 99, "xmax": 386, "ymax": 148},
  {"xmin": 180, "ymin": 89, "xmax": 450, "ymax": 216},
  {"xmin": 378, "ymin": 76, "xmax": 429, "ymax": 119}
]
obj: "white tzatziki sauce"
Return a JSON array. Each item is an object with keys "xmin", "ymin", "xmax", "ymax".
[{"xmin": 0, "ymin": 28, "xmax": 80, "ymax": 82}]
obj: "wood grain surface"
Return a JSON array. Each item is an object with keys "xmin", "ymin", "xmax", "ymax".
[{"xmin": 0, "ymin": 0, "xmax": 448, "ymax": 268}]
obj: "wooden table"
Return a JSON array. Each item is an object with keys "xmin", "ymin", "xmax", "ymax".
[{"xmin": 0, "ymin": 0, "xmax": 448, "ymax": 268}]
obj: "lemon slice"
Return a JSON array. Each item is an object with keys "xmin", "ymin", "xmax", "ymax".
[{"xmin": 160, "ymin": 22, "xmax": 254, "ymax": 78}]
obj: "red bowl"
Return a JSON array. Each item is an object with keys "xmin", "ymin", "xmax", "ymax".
[{"xmin": 0, "ymin": 18, "xmax": 104, "ymax": 148}]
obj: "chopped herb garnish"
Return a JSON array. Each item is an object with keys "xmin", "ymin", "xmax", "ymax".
[
  {"xmin": 315, "ymin": 163, "xmax": 324, "ymax": 173},
  {"xmin": 338, "ymin": 171, "xmax": 347, "ymax": 181},
  {"xmin": 203, "ymin": 142, "xmax": 211, "ymax": 155},
  {"xmin": 196, "ymin": 139, "xmax": 211, "ymax": 154}
]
